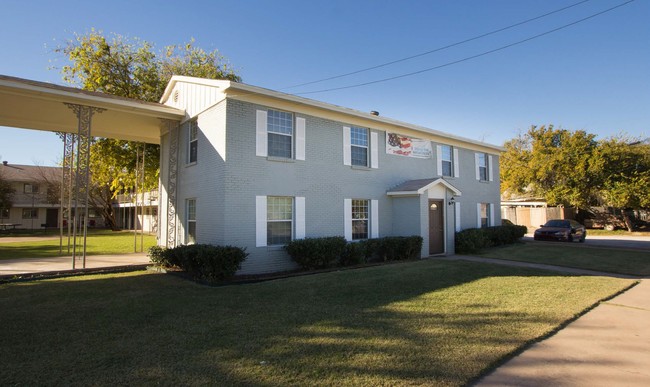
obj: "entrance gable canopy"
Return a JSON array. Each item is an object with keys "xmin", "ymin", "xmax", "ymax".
[
  {"xmin": 386, "ymin": 178, "xmax": 462, "ymax": 197},
  {"xmin": 0, "ymin": 75, "xmax": 185, "ymax": 144}
]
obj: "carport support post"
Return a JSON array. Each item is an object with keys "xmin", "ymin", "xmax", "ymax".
[{"xmin": 64, "ymin": 103, "xmax": 105, "ymax": 269}]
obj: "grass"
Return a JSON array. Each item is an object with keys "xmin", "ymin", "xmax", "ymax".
[
  {"xmin": 0, "ymin": 229, "xmax": 156, "ymax": 259},
  {"xmin": 0, "ymin": 259, "xmax": 634, "ymax": 386},
  {"xmin": 478, "ymin": 242, "xmax": 650, "ymax": 276}
]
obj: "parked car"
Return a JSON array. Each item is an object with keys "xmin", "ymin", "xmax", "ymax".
[{"xmin": 533, "ymin": 219, "xmax": 586, "ymax": 243}]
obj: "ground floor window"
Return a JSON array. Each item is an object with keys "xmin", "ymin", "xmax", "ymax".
[
  {"xmin": 480, "ymin": 203, "xmax": 490, "ymax": 228},
  {"xmin": 22, "ymin": 208, "xmax": 38, "ymax": 219},
  {"xmin": 267, "ymin": 196, "xmax": 293, "ymax": 245},
  {"xmin": 1, "ymin": 208, "xmax": 9, "ymax": 218},
  {"xmin": 186, "ymin": 199, "xmax": 196, "ymax": 244},
  {"xmin": 352, "ymin": 199, "xmax": 369, "ymax": 240}
]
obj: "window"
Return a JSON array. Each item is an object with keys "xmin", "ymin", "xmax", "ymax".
[
  {"xmin": 24, "ymin": 183, "xmax": 39, "ymax": 194},
  {"xmin": 188, "ymin": 121, "xmax": 198, "ymax": 164},
  {"xmin": 1, "ymin": 208, "xmax": 9, "ymax": 219},
  {"xmin": 186, "ymin": 199, "xmax": 196, "ymax": 244},
  {"xmin": 479, "ymin": 203, "xmax": 490, "ymax": 228},
  {"xmin": 267, "ymin": 196, "xmax": 293, "ymax": 245},
  {"xmin": 351, "ymin": 199, "xmax": 369, "ymax": 240},
  {"xmin": 22, "ymin": 208, "xmax": 38, "ymax": 219},
  {"xmin": 345, "ymin": 199, "xmax": 378, "ymax": 241},
  {"xmin": 267, "ymin": 110, "xmax": 293, "ymax": 158},
  {"xmin": 477, "ymin": 153, "xmax": 488, "ymax": 181},
  {"xmin": 343, "ymin": 127, "xmax": 378, "ymax": 168},
  {"xmin": 350, "ymin": 127, "xmax": 368, "ymax": 167},
  {"xmin": 441, "ymin": 145, "xmax": 453, "ymax": 177}
]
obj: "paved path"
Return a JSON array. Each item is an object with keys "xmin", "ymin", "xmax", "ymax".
[
  {"xmin": 439, "ymin": 256, "xmax": 650, "ymax": 386},
  {"xmin": 0, "ymin": 252, "xmax": 150, "ymax": 276}
]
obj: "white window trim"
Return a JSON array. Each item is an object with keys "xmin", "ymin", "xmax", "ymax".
[
  {"xmin": 295, "ymin": 117, "xmax": 306, "ymax": 161},
  {"xmin": 186, "ymin": 198, "xmax": 196, "ymax": 244},
  {"xmin": 255, "ymin": 195, "xmax": 305, "ymax": 247},
  {"xmin": 256, "ymin": 110, "xmax": 268, "ymax": 157},
  {"xmin": 455, "ymin": 201, "xmax": 461, "ymax": 232},
  {"xmin": 475, "ymin": 153, "xmax": 490, "ymax": 181},
  {"xmin": 257, "ymin": 109, "xmax": 305, "ymax": 160},
  {"xmin": 344, "ymin": 198, "xmax": 378, "ymax": 241},
  {"xmin": 370, "ymin": 199, "xmax": 379, "ymax": 238},
  {"xmin": 453, "ymin": 148, "xmax": 460, "ymax": 178},
  {"xmin": 344, "ymin": 126, "xmax": 378, "ymax": 169},
  {"xmin": 344, "ymin": 198, "xmax": 352, "ymax": 240},
  {"xmin": 187, "ymin": 121, "xmax": 198, "ymax": 164},
  {"xmin": 370, "ymin": 132, "xmax": 379, "ymax": 169}
]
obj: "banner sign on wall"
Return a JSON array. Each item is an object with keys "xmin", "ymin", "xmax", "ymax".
[{"xmin": 386, "ymin": 132, "xmax": 432, "ymax": 159}]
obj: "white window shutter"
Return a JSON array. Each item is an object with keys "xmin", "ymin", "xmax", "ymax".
[
  {"xmin": 295, "ymin": 196, "xmax": 305, "ymax": 239},
  {"xmin": 455, "ymin": 202, "xmax": 461, "ymax": 232},
  {"xmin": 436, "ymin": 145, "xmax": 442, "ymax": 176},
  {"xmin": 295, "ymin": 117, "xmax": 306, "ymax": 161},
  {"xmin": 343, "ymin": 126, "xmax": 351, "ymax": 166},
  {"xmin": 344, "ymin": 199, "xmax": 352, "ymax": 241},
  {"xmin": 477, "ymin": 203, "xmax": 482, "ymax": 228},
  {"xmin": 488, "ymin": 155, "xmax": 494, "ymax": 182},
  {"xmin": 453, "ymin": 148, "xmax": 460, "ymax": 177},
  {"xmin": 256, "ymin": 110, "xmax": 268, "ymax": 157},
  {"xmin": 475, "ymin": 153, "xmax": 480, "ymax": 180},
  {"xmin": 255, "ymin": 196, "xmax": 267, "ymax": 247},
  {"xmin": 370, "ymin": 132, "xmax": 379, "ymax": 169},
  {"xmin": 489, "ymin": 203, "xmax": 495, "ymax": 227},
  {"xmin": 371, "ymin": 199, "xmax": 379, "ymax": 238}
]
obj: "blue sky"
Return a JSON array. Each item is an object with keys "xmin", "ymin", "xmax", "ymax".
[{"xmin": 1, "ymin": 0, "xmax": 648, "ymax": 166}]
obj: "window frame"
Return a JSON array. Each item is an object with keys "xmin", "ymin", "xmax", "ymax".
[
  {"xmin": 24, "ymin": 183, "xmax": 39, "ymax": 194},
  {"xmin": 186, "ymin": 198, "xmax": 196, "ymax": 244},
  {"xmin": 478, "ymin": 153, "xmax": 488, "ymax": 181},
  {"xmin": 267, "ymin": 109, "xmax": 294, "ymax": 159},
  {"xmin": 188, "ymin": 121, "xmax": 198, "ymax": 164},
  {"xmin": 351, "ymin": 199, "xmax": 369, "ymax": 240},
  {"xmin": 480, "ymin": 203, "xmax": 490, "ymax": 228},
  {"xmin": 440, "ymin": 145, "xmax": 453, "ymax": 177},
  {"xmin": 266, "ymin": 196, "xmax": 294, "ymax": 246},
  {"xmin": 350, "ymin": 127, "xmax": 369, "ymax": 167},
  {"xmin": 1, "ymin": 208, "xmax": 10, "ymax": 218},
  {"xmin": 22, "ymin": 208, "xmax": 38, "ymax": 219}
]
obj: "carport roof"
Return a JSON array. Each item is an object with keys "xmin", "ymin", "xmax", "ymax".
[{"xmin": 0, "ymin": 75, "xmax": 185, "ymax": 144}]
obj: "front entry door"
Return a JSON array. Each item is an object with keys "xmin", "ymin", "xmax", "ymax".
[{"xmin": 428, "ymin": 200, "xmax": 444, "ymax": 255}]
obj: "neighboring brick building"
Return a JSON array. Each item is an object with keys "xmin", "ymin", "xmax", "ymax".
[{"xmin": 158, "ymin": 76, "xmax": 503, "ymax": 274}]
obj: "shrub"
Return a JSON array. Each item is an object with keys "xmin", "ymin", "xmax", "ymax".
[
  {"xmin": 148, "ymin": 244, "xmax": 248, "ymax": 282},
  {"xmin": 340, "ymin": 241, "xmax": 368, "ymax": 266},
  {"xmin": 286, "ymin": 237, "xmax": 347, "ymax": 270},
  {"xmin": 455, "ymin": 224, "xmax": 527, "ymax": 254},
  {"xmin": 373, "ymin": 236, "xmax": 423, "ymax": 261}
]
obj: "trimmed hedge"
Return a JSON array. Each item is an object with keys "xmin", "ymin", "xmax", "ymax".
[
  {"xmin": 287, "ymin": 236, "xmax": 423, "ymax": 270},
  {"xmin": 455, "ymin": 224, "xmax": 527, "ymax": 254},
  {"xmin": 147, "ymin": 244, "xmax": 248, "ymax": 282}
]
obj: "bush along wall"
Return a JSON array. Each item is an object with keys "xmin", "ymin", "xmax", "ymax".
[
  {"xmin": 286, "ymin": 236, "xmax": 423, "ymax": 271},
  {"xmin": 147, "ymin": 244, "xmax": 248, "ymax": 282},
  {"xmin": 455, "ymin": 224, "xmax": 527, "ymax": 254}
]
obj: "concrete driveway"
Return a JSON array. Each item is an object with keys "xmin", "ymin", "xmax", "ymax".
[{"xmin": 0, "ymin": 253, "xmax": 150, "ymax": 277}]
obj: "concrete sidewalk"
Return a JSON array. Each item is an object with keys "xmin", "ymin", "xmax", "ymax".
[
  {"xmin": 440, "ymin": 256, "xmax": 650, "ymax": 386},
  {"xmin": 0, "ymin": 252, "xmax": 150, "ymax": 277}
]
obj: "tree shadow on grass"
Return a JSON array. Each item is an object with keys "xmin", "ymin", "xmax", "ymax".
[{"xmin": 0, "ymin": 260, "xmax": 634, "ymax": 386}]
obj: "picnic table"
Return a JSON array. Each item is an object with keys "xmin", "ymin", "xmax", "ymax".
[{"xmin": 0, "ymin": 223, "xmax": 19, "ymax": 231}]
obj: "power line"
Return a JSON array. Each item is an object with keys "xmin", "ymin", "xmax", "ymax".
[
  {"xmin": 282, "ymin": 0, "xmax": 593, "ymax": 90},
  {"xmin": 295, "ymin": 0, "xmax": 635, "ymax": 96}
]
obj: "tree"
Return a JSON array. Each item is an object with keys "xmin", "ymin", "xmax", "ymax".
[
  {"xmin": 55, "ymin": 30, "xmax": 241, "ymax": 229},
  {"xmin": 0, "ymin": 169, "xmax": 15, "ymax": 221},
  {"xmin": 501, "ymin": 125, "xmax": 599, "ymax": 208}
]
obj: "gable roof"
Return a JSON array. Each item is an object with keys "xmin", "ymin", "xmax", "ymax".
[
  {"xmin": 387, "ymin": 178, "xmax": 462, "ymax": 197},
  {"xmin": 162, "ymin": 76, "xmax": 504, "ymax": 154},
  {"xmin": 0, "ymin": 163, "xmax": 61, "ymax": 183}
]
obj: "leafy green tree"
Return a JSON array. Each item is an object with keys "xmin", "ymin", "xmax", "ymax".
[
  {"xmin": 55, "ymin": 30, "xmax": 241, "ymax": 229},
  {"xmin": 0, "ymin": 169, "xmax": 15, "ymax": 221},
  {"xmin": 501, "ymin": 125, "xmax": 599, "ymax": 208}
]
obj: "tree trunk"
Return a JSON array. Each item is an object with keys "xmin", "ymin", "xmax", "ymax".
[{"xmin": 622, "ymin": 211, "xmax": 634, "ymax": 232}]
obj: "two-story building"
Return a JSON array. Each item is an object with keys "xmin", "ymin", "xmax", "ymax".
[{"xmin": 158, "ymin": 76, "xmax": 503, "ymax": 274}]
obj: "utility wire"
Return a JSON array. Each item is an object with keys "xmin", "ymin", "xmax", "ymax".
[
  {"xmin": 282, "ymin": 0, "xmax": 593, "ymax": 90},
  {"xmin": 295, "ymin": 0, "xmax": 635, "ymax": 95}
]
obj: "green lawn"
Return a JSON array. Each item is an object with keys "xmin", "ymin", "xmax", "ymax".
[
  {"xmin": 0, "ymin": 229, "xmax": 156, "ymax": 259},
  {"xmin": 0, "ymin": 259, "xmax": 634, "ymax": 386},
  {"xmin": 478, "ymin": 242, "xmax": 650, "ymax": 276}
]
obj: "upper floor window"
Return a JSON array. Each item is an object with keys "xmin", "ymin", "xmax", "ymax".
[
  {"xmin": 441, "ymin": 145, "xmax": 452, "ymax": 177},
  {"xmin": 267, "ymin": 110, "xmax": 293, "ymax": 158},
  {"xmin": 350, "ymin": 127, "xmax": 369, "ymax": 167},
  {"xmin": 475, "ymin": 153, "xmax": 492, "ymax": 181},
  {"xmin": 343, "ymin": 127, "xmax": 378, "ymax": 168},
  {"xmin": 24, "ymin": 183, "xmax": 39, "ymax": 194},
  {"xmin": 256, "ymin": 109, "xmax": 305, "ymax": 160},
  {"xmin": 188, "ymin": 121, "xmax": 198, "ymax": 164}
]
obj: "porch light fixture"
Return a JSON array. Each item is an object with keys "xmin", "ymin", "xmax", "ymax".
[{"xmin": 448, "ymin": 196, "xmax": 456, "ymax": 206}]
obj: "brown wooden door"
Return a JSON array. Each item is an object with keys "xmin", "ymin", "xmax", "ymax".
[
  {"xmin": 429, "ymin": 200, "xmax": 444, "ymax": 255},
  {"xmin": 46, "ymin": 208, "xmax": 58, "ymax": 228}
]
